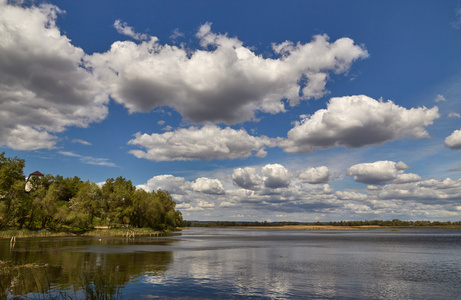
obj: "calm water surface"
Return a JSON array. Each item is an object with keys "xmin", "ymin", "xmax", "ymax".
[{"xmin": 1, "ymin": 227, "xmax": 461, "ymax": 299}]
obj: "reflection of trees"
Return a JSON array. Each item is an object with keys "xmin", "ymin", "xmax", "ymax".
[{"xmin": 0, "ymin": 237, "xmax": 174, "ymax": 297}]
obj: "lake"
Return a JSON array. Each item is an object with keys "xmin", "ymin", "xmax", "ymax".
[{"xmin": 1, "ymin": 227, "xmax": 461, "ymax": 299}]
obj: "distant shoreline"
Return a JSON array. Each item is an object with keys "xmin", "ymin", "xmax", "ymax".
[
  {"xmin": 243, "ymin": 225, "xmax": 380, "ymax": 230},
  {"xmin": 240, "ymin": 225, "xmax": 461, "ymax": 230}
]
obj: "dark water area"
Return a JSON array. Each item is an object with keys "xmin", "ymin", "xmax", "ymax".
[{"xmin": 1, "ymin": 227, "xmax": 461, "ymax": 299}]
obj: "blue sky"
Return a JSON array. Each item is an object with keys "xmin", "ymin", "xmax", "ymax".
[{"xmin": 1, "ymin": 0, "xmax": 461, "ymax": 221}]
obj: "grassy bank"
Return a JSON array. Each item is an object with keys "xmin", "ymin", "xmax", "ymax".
[{"xmin": 0, "ymin": 227, "xmax": 174, "ymax": 239}]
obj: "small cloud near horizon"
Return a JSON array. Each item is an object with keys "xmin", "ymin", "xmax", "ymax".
[
  {"xmin": 59, "ymin": 151, "xmax": 116, "ymax": 167},
  {"xmin": 72, "ymin": 139, "xmax": 92, "ymax": 146},
  {"xmin": 434, "ymin": 94, "xmax": 446, "ymax": 102}
]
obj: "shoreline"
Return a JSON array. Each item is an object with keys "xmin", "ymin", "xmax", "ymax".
[
  {"xmin": 243, "ymin": 225, "xmax": 380, "ymax": 230},
  {"xmin": 2, "ymin": 225, "xmax": 461, "ymax": 239},
  {"xmin": 0, "ymin": 227, "xmax": 175, "ymax": 239},
  {"xmin": 241, "ymin": 225, "xmax": 461, "ymax": 230}
]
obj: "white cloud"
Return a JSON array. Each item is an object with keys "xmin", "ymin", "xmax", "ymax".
[
  {"xmin": 262, "ymin": 164, "xmax": 291, "ymax": 189},
  {"xmin": 346, "ymin": 160, "xmax": 413, "ymax": 185},
  {"xmin": 192, "ymin": 177, "xmax": 225, "ymax": 195},
  {"xmin": 445, "ymin": 129, "xmax": 461, "ymax": 149},
  {"xmin": 298, "ymin": 166, "xmax": 330, "ymax": 184},
  {"xmin": 128, "ymin": 125, "xmax": 275, "ymax": 161},
  {"xmin": 335, "ymin": 191, "xmax": 368, "ymax": 201},
  {"xmin": 59, "ymin": 151, "xmax": 80, "ymax": 157},
  {"xmin": 0, "ymin": 2, "xmax": 108, "ymax": 150},
  {"xmin": 87, "ymin": 24, "xmax": 368, "ymax": 124},
  {"xmin": 5, "ymin": 125, "xmax": 57, "ymax": 150},
  {"xmin": 170, "ymin": 28, "xmax": 184, "ymax": 40},
  {"xmin": 137, "ymin": 174, "xmax": 191, "ymax": 194},
  {"xmin": 280, "ymin": 95, "xmax": 440, "ymax": 153},
  {"xmin": 232, "ymin": 167, "xmax": 262, "ymax": 190},
  {"xmin": 393, "ymin": 173, "xmax": 422, "ymax": 184},
  {"xmin": 434, "ymin": 94, "xmax": 446, "ymax": 102},
  {"xmin": 375, "ymin": 178, "xmax": 461, "ymax": 202},
  {"xmin": 72, "ymin": 139, "xmax": 92, "ymax": 146},
  {"xmin": 448, "ymin": 112, "xmax": 461, "ymax": 118},
  {"xmin": 419, "ymin": 178, "xmax": 461, "ymax": 189},
  {"xmin": 59, "ymin": 151, "xmax": 115, "ymax": 167},
  {"xmin": 136, "ymin": 163, "xmax": 461, "ymax": 220},
  {"xmin": 114, "ymin": 20, "xmax": 148, "ymax": 41}
]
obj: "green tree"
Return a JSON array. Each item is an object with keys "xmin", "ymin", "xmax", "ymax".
[
  {"xmin": 52, "ymin": 175, "xmax": 83, "ymax": 202},
  {"xmin": 101, "ymin": 177, "xmax": 135, "ymax": 226},
  {"xmin": 69, "ymin": 181, "xmax": 103, "ymax": 228},
  {"xmin": 0, "ymin": 180, "xmax": 31, "ymax": 229},
  {"xmin": 0, "ymin": 152, "xmax": 25, "ymax": 197},
  {"xmin": 30, "ymin": 184, "xmax": 61, "ymax": 230},
  {"xmin": 156, "ymin": 189, "xmax": 182, "ymax": 229}
]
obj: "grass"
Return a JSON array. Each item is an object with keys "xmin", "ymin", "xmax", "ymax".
[
  {"xmin": 0, "ymin": 229, "xmax": 69, "ymax": 239},
  {"xmin": 82, "ymin": 227, "xmax": 164, "ymax": 237},
  {"xmin": 0, "ymin": 227, "xmax": 170, "ymax": 239}
]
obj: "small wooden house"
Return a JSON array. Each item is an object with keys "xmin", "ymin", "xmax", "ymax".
[{"xmin": 25, "ymin": 171, "xmax": 44, "ymax": 192}]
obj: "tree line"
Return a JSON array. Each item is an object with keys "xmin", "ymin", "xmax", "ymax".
[
  {"xmin": 183, "ymin": 219, "xmax": 461, "ymax": 228},
  {"xmin": 0, "ymin": 152, "xmax": 182, "ymax": 231},
  {"xmin": 325, "ymin": 219, "xmax": 461, "ymax": 227}
]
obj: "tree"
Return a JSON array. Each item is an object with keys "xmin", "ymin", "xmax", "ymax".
[
  {"xmin": 52, "ymin": 175, "xmax": 83, "ymax": 202},
  {"xmin": 0, "ymin": 180, "xmax": 31, "ymax": 229},
  {"xmin": 101, "ymin": 177, "xmax": 135, "ymax": 226},
  {"xmin": 156, "ymin": 189, "xmax": 182, "ymax": 229},
  {"xmin": 69, "ymin": 181, "xmax": 103, "ymax": 228},
  {"xmin": 30, "ymin": 184, "xmax": 61, "ymax": 230},
  {"xmin": 0, "ymin": 152, "xmax": 25, "ymax": 197}
]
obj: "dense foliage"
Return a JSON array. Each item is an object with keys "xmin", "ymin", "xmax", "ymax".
[{"xmin": 0, "ymin": 152, "xmax": 182, "ymax": 231}]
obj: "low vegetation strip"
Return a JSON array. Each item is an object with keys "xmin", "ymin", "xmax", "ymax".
[
  {"xmin": 0, "ymin": 227, "xmax": 169, "ymax": 239},
  {"xmin": 245, "ymin": 225, "xmax": 380, "ymax": 230},
  {"xmin": 184, "ymin": 220, "xmax": 461, "ymax": 228}
]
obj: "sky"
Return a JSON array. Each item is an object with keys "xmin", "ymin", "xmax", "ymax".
[{"xmin": 1, "ymin": 0, "xmax": 461, "ymax": 222}]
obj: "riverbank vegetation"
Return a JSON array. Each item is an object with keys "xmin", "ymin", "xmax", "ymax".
[
  {"xmin": 183, "ymin": 219, "xmax": 461, "ymax": 229},
  {"xmin": 0, "ymin": 152, "xmax": 182, "ymax": 234}
]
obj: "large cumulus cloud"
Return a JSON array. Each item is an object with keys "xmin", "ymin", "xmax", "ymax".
[
  {"xmin": 232, "ymin": 167, "xmax": 263, "ymax": 190},
  {"xmin": 128, "ymin": 125, "xmax": 275, "ymax": 161},
  {"xmin": 373, "ymin": 178, "xmax": 461, "ymax": 203},
  {"xmin": 346, "ymin": 160, "xmax": 421, "ymax": 185},
  {"xmin": 445, "ymin": 129, "xmax": 461, "ymax": 149},
  {"xmin": 262, "ymin": 164, "xmax": 291, "ymax": 189},
  {"xmin": 0, "ymin": 1, "xmax": 108, "ymax": 150},
  {"xmin": 88, "ymin": 23, "xmax": 368, "ymax": 124},
  {"xmin": 136, "ymin": 174, "xmax": 191, "ymax": 195},
  {"xmin": 280, "ymin": 95, "xmax": 440, "ymax": 153},
  {"xmin": 298, "ymin": 166, "xmax": 330, "ymax": 184},
  {"xmin": 192, "ymin": 177, "xmax": 225, "ymax": 195}
]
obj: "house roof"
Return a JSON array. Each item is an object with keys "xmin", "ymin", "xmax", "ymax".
[{"xmin": 29, "ymin": 171, "xmax": 44, "ymax": 176}]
